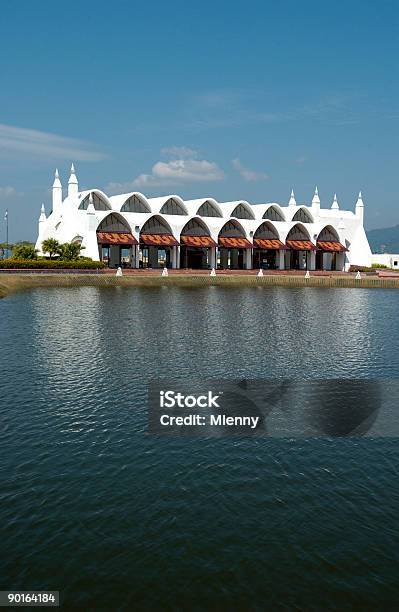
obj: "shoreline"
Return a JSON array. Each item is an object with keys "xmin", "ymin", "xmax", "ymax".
[{"xmin": 2, "ymin": 272, "xmax": 399, "ymax": 298}]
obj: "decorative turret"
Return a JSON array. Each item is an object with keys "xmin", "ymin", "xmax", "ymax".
[
  {"xmin": 288, "ymin": 189, "xmax": 296, "ymax": 208},
  {"xmin": 39, "ymin": 203, "xmax": 46, "ymax": 223},
  {"xmin": 331, "ymin": 193, "xmax": 339, "ymax": 210},
  {"xmin": 312, "ymin": 186, "xmax": 320, "ymax": 214},
  {"xmin": 52, "ymin": 168, "xmax": 62, "ymax": 214},
  {"xmin": 68, "ymin": 163, "xmax": 79, "ymax": 199},
  {"xmin": 355, "ymin": 191, "xmax": 364, "ymax": 223}
]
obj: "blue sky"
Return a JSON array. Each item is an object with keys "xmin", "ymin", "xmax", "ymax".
[{"xmin": 0, "ymin": 0, "xmax": 398, "ymax": 241}]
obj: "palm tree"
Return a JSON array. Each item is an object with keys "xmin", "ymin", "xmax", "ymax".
[{"xmin": 41, "ymin": 238, "xmax": 60, "ymax": 259}]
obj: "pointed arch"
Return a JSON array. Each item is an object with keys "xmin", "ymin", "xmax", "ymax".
[
  {"xmin": 79, "ymin": 190, "xmax": 111, "ymax": 211},
  {"xmin": 231, "ymin": 202, "xmax": 255, "ymax": 220},
  {"xmin": 159, "ymin": 197, "xmax": 188, "ymax": 215},
  {"xmin": 97, "ymin": 212, "xmax": 132, "ymax": 233},
  {"xmin": 286, "ymin": 223, "xmax": 311, "ymax": 241},
  {"xmin": 292, "ymin": 207, "xmax": 313, "ymax": 223},
  {"xmin": 181, "ymin": 217, "xmax": 211, "ymax": 236},
  {"xmin": 140, "ymin": 215, "xmax": 174, "ymax": 235},
  {"xmin": 219, "ymin": 219, "xmax": 247, "ymax": 238},
  {"xmin": 254, "ymin": 221, "xmax": 280, "ymax": 240},
  {"xmin": 317, "ymin": 225, "xmax": 340, "ymax": 242},
  {"xmin": 120, "ymin": 193, "xmax": 151, "ymax": 213},
  {"xmin": 196, "ymin": 199, "xmax": 223, "ymax": 218},
  {"xmin": 262, "ymin": 205, "xmax": 285, "ymax": 222}
]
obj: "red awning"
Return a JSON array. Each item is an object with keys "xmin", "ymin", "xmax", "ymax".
[
  {"xmin": 317, "ymin": 240, "xmax": 348, "ymax": 252},
  {"xmin": 181, "ymin": 235, "xmax": 217, "ymax": 248},
  {"xmin": 219, "ymin": 236, "xmax": 253, "ymax": 249},
  {"xmin": 253, "ymin": 238, "xmax": 286, "ymax": 250},
  {"xmin": 97, "ymin": 232, "xmax": 138, "ymax": 245},
  {"xmin": 140, "ymin": 233, "xmax": 179, "ymax": 246},
  {"xmin": 286, "ymin": 240, "xmax": 316, "ymax": 251}
]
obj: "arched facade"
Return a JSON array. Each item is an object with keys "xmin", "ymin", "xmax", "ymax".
[
  {"xmin": 139, "ymin": 215, "xmax": 179, "ymax": 269},
  {"xmin": 79, "ymin": 190, "xmax": 111, "ymax": 211},
  {"xmin": 37, "ymin": 166, "xmax": 371, "ymax": 270},
  {"xmin": 180, "ymin": 218, "xmax": 215, "ymax": 269},
  {"xmin": 315, "ymin": 225, "xmax": 347, "ymax": 271},
  {"xmin": 253, "ymin": 221, "xmax": 285, "ymax": 270},
  {"xmin": 263, "ymin": 205, "xmax": 285, "ymax": 222}
]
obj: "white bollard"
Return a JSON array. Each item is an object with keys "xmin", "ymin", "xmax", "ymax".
[
  {"xmin": 257, "ymin": 269, "xmax": 263, "ymax": 277},
  {"xmin": 116, "ymin": 266, "xmax": 123, "ymax": 277},
  {"xmin": 305, "ymin": 270, "xmax": 310, "ymax": 278},
  {"xmin": 355, "ymin": 271, "xmax": 361, "ymax": 280},
  {"xmin": 210, "ymin": 268, "xmax": 216, "ymax": 276},
  {"xmin": 162, "ymin": 267, "xmax": 168, "ymax": 276}
]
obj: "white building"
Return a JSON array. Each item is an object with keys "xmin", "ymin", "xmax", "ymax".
[
  {"xmin": 371, "ymin": 254, "xmax": 399, "ymax": 269},
  {"xmin": 35, "ymin": 165, "xmax": 372, "ymax": 271}
]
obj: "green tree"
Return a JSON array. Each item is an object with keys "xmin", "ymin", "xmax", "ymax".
[
  {"xmin": 12, "ymin": 244, "xmax": 38, "ymax": 259},
  {"xmin": 57, "ymin": 242, "xmax": 85, "ymax": 261},
  {"xmin": 41, "ymin": 238, "xmax": 60, "ymax": 259}
]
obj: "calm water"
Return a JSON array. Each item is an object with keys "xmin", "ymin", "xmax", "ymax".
[{"xmin": 1, "ymin": 286, "xmax": 399, "ymax": 610}]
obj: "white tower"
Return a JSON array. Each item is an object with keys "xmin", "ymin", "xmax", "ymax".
[
  {"xmin": 52, "ymin": 168, "xmax": 62, "ymax": 215},
  {"xmin": 355, "ymin": 191, "xmax": 364, "ymax": 224},
  {"xmin": 68, "ymin": 163, "xmax": 79, "ymax": 200},
  {"xmin": 312, "ymin": 186, "xmax": 320, "ymax": 215},
  {"xmin": 331, "ymin": 193, "xmax": 339, "ymax": 210},
  {"xmin": 288, "ymin": 189, "xmax": 296, "ymax": 208}
]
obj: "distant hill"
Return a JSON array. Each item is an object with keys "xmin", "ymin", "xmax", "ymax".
[{"xmin": 366, "ymin": 225, "xmax": 399, "ymax": 254}]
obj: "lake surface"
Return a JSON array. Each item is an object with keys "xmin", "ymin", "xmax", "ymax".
[{"xmin": 1, "ymin": 286, "xmax": 399, "ymax": 610}]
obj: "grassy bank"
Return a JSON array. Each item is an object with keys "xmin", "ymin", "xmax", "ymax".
[{"xmin": 1, "ymin": 272, "xmax": 399, "ymax": 299}]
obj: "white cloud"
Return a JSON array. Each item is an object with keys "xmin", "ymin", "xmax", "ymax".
[
  {"xmin": 107, "ymin": 156, "xmax": 224, "ymax": 193},
  {"xmin": 0, "ymin": 186, "xmax": 18, "ymax": 197},
  {"xmin": 0, "ymin": 124, "xmax": 106, "ymax": 161},
  {"xmin": 161, "ymin": 146, "xmax": 198, "ymax": 158},
  {"xmin": 232, "ymin": 158, "xmax": 268, "ymax": 182}
]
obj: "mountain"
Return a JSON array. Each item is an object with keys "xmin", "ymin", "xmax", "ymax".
[{"xmin": 366, "ymin": 225, "xmax": 399, "ymax": 254}]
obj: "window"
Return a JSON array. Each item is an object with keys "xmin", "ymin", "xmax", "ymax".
[
  {"xmin": 79, "ymin": 192, "xmax": 110, "ymax": 211},
  {"xmin": 254, "ymin": 223, "xmax": 279, "ymax": 240},
  {"xmin": 263, "ymin": 206, "xmax": 284, "ymax": 222},
  {"xmin": 197, "ymin": 201, "xmax": 222, "ymax": 217},
  {"xmin": 121, "ymin": 195, "xmax": 150, "ymax": 213},
  {"xmin": 286, "ymin": 225, "xmax": 310, "ymax": 241},
  {"xmin": 141, "ymin": 216, "xmax": 171, "ymax": 234},
  {"xmin": 231, "ymin": 203, "xmax": 254, "ymax": 220},
  {"xmin": 97, "ymin": 213, "xmax": 129, "ymax": 232},
  {"xmin": 394, "ymin": 261, "xmax": 398, "ymax": 267},
  {"xmin": 318, "ymin": 227, "xmax": 339, "ymax": 241},
  {"xmin": 292, "ymin": 208, "xmax": 313, "ymax": 223},
  {"xmin": 219, "ymin": 220, "xmax": 244, "ymax": 237},
  {"xmin": 181, "ymin": 218, "xmax": 209, "ymax": 236},
  {"xmin": 159, "ymin": 198, "xmax": 186, "ymax": 215}
]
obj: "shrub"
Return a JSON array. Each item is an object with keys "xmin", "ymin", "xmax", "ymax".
[
  {"xmin": 371, "ymin": 263, "xmax": 388, "ymax": 269},
  {"xmin": 41, "ymin": 238, "xmax": 60, "ymax": 259},
  {"xmin": 348, "ymin": 265, "xmax": 377, "ymax": 273},
  {"xmin": 12, "ymin": 244, "xmax": 38, "ymax": 259},
  {"xmin": 0, "ymin": 259, "xmax": 105, "ymax": 270}
]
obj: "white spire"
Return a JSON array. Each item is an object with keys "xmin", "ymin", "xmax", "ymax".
[
  {"xmin": 52, "ymin": 168, "xmax": 62, "ymax": 214},
  {"xmin": 355, "ymin": 190, "xmax": 364, "ymax": 224},
  {"xmin": 53, "ymin": 168, "xmax": 61, "ymax": 188},
  {"xmin": 312, "ymin": 185, "xmax": 320, "ymax": 212},
  {"xmin": 68, "ymin": 162, "xmax": 79, "ymax": 199},
  {"xmin": 39, "ymin": 203, "xmax": 46, "ymax": 222},
  {"xmin": 288, "ymin": 188, "xmax": 296, "ymax": 207},
  {"xmin": 331, "ymin": 193, "xmax": 339, "ymax": 210}
]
